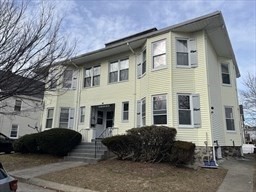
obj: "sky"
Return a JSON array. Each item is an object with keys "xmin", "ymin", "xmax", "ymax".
[{"xmin": 29, "ymin": 0, "xmax": 256, "ymax": 91}]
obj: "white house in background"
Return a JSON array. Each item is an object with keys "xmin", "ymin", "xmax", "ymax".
[
  {"xmin": 41, "ymin": 11, "xmax": 243, "ymax": 157},
  {"xmin": 0, "ymin": 72, "xmax": 44, "ymax": 139}
]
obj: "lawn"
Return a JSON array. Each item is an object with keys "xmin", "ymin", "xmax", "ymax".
[
  {"xmin": 0, "ymin": 154, "xmax": 227, "ymax": 192},
  {"xmin": 0, "ymin": 153, "xmax": 62, "ymax": 171},
  {"xmin": 39, "ymin": 159, "xmax": 227, "ymax": 192}
]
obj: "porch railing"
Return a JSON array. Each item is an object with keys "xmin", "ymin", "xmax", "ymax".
[{"xmin": 94, "ymin": 127, "xmax": 118, "ymax": 158}]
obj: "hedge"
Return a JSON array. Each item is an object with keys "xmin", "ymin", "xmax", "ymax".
[
  {"xmin": 13, "ymin": 128, "xmax": 82, "ymax": 156},
  {"xmin": 170, "ymin": 140, "xmax": 196, "ymax": 165}
]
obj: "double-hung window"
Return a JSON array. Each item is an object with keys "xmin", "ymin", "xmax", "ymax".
[
  {"xmin": 59, "ymin": 108, "xmax": 75, "ymax": 129},
  {"xmin": 63, "ymin": 69, "xmax": 73, "ymax": 88},
  {"xmin": 178, "ymin": 94, "xmax": 201, "ymax": 127},
  {"xmin": 176, "ymin": 38, "xmax": 197, "ymax": 67},
  {"xmin": 80, "ymin": 106, "xmax": 85, "ymax": 123},
  {"xmin": 225, "ymin": 107, "xmax": 235, "ymax": 131},
  {"xmin": 49, "ymin": 69, "xmax": 58, "ymax": 89},
  {"xmin": 84, "ymin": 66, "xmax": 100, "ymax": 87},
  {"xmin": 137, "ymin": 98, "xmax": 146, "ymax": 127},
  {"xmin": 152, "ymin": 39, "xmax": 166, "ymax": 70},
  {"xmin": 109, "ymin": 59, "xmax": 129, "ymax": 83},
  {"xmin": 46, "ymin": 108, "xmax": 54, "ymax": 128},
  {"xmin": 137, "ymin": 49, "xmax": 147, "ymax": 78},
  {"xmin": 10, "ymin": 124, "xmax": 18, "ymax": 138},
  {"xmin": 14, "ymin": 99, "xmax": 22, "ymax": 111},
  {"xmin": 152, "ymin": 95, "xmax": 167, "ymax": 124},
  {"xmin": 221, "ymin": 64, "xmax": 231, "ymax": 85},
  {"xmin": 122, "ymin": 102, "xmax": 129, "ymax": 121}
]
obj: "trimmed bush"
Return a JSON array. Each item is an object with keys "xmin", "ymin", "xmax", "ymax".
[
  {"xmin": 170, "ymin": 140, "xmax": 196, "ymax": 165},
  {"xmin": 127, "ymin": 126, "xmax": 177, "ymax": 162},
  {"xmin": 13, "ymin": 128, "xmax": 82, "ymax": 156},
  {"xmin": 102, "ymin": 135, "xmax": 137, "ymax": 159},
  {"xmin": 13, "ymin": 133, "xmax": 39, "ymax": 153},
  {"xmin": 37, "ymin": 128, "xmax": 82, "ymax": 156}
]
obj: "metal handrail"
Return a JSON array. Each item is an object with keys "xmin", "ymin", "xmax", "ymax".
[{"xmin": 94, "ymin": 127, "xmax": 118, "ymax": 158}]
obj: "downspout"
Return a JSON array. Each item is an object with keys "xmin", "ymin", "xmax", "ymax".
[
  {"xmin": 126, "ymin": 42, "xmax": 137, "ymax": 128},
  {"xmin": 70, "ymin": 59, "xmax": 80, "ymax": 132},
  {"xmin": 204, "ymin": 31, "xmax": 218, "ymax": 166}
]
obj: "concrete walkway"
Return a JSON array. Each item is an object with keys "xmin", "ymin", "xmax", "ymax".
[
  {"xmin": 217, "ymin": 157, "xmax": 255, "ymax": 192},
  {"xmin": 10, "ymin": 161, "xmax": 97, "ymax": 192}
]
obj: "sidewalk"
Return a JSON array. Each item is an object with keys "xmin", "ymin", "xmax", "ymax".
[
  {"xmin": 10, "ymin": 161, "xmax": 97, "ymax": 192},
  {"xmin": 217, "ymin": 156, "xmax": 255, "ymax": 192}
]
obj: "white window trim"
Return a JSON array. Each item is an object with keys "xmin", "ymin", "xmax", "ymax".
[
  {"xmin": 79, "ymin": 106, "xmax": 85, "ymax": 124},
  {"xmin": 224, "ymin": 106, "xmax": 236, "ymax": 132},
  {"xmin": 221, "ymin": 63, "xmax": 232, "ymax": 86},
  {"xmin": 62, "ymin": 69, "xmax": 73, "ymax": 89},
  {"xmin": 177, "ymin": 93, "xmax": 201, "ymax": 128},
  {"xmin": 121, "ymin": 101, "xmax": 129, "ymax": 122},
  {"xmin": 59, "ymin": 107, "xmax": 74, "ymax": 129},
  {"xmin": 84, "ymin": 65, "xmax": 101, "ymax": 88},
  {"xmin": 10, "ymin": 124, "xmax": 19, "ymax": 139},
  {"xmin": 175, "ymin": 37, "xmax": 197, "ymax": 68},
  {"xmin": 137, "ymin": 48, "xmax": 147, "ymax": 78},
  {"xmin": 152, "ymin": 39, "xmax": 167, "ymax": 71},
  {"xmin": 151, "ymin": 94, "xmax": 168, "ymax": 125},
  {"xmin": 108, "ymin": 58, "xmax": 129, "ymax": 84},
  {"xmin": 46, "ymin": 108, "xmax": 54, "ymax": 128}
]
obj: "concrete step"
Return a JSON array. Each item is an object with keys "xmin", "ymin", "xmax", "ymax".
[
  {"xmin": 68, "ymin": 152, "xmax": 105, "ymax": 158},
  {"xmin": 64, "ymin": 156, "xmax": 100, "ymax": 164},
  {"xmin": 71, "ymin": 148, "xmax": 107, "ymax": 153}
]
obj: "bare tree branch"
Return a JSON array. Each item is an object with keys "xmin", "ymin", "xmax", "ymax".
[{"xmin": 0, "ymin": 0, "xmax": 75, "ymax": 104}]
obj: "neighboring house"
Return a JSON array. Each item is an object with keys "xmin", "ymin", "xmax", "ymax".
[
  {"xmin": 0, "ymin": 73, "xmax": 44, "ymax": 139},
  {"xmin": 244, "ymin": 126, "xmax": 256, "ymax": 142},
  {"xmin": 41, "ymin": 11, "xmax": 243, "ymax": 157}
]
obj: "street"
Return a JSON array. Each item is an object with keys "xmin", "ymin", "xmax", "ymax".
[{"xmin": 17, "ymin": 182, "xmax": 57, "ymax": 192}]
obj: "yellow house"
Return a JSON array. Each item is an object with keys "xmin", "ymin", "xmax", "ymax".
[{"xmin": 42, "ymin": 11, "xmax": 243, "ymax": 160}]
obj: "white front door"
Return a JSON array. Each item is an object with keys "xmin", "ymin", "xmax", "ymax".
[{"xmin": 95, "ymin": 110, "xmax": 114, "ymax": 138}]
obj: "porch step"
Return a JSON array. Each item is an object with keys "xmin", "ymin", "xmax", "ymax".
[{"xmin": 64, "ymin": 142, "xmax": 109, "ymax": 163}]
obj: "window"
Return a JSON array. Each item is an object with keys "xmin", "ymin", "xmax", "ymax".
[
  {"xmin": 63, "ymin": 69, "xmax": 73, "ymax": 88},
  {"xmin": 14, "ymin": 99, "xmax": 22, "ymax": 111},
  {"xmin": 122, "ymin": 102, "xmax": 129, "ymax": 121},
  {"xmin": 46, "ymin": 108, "xmax": 54, "ymax": 128},
  {"xmin": 49, "ymin": 69, "xmax": 58, "ymax": 89},
  {"xmin": 80, "ymin": 106, "xmax": 85, "ymax": 123},
  {"xmin": 137, "ymin": 49, "xmax": 147, "ymax": 78},
  {"xmin": 221, "ymin": 64, "xmax": 231, "ymax": 84},
  {"xmin": 225, "ymin": 107, "xmax": 235, "ymax": 131},
  {"xmin": 178, "ymin": 94, "xmax": 201, "ymax": 127},
  {"xmin": 10, "ymin": 124, "xmax": 18, "ymax": 138},
  {"xmin": 137, "ymin": 98, "xmax": 146, "ymax": 127},
  {"xmin": 109, "ymin": 59, "xmax": 129, "ymax": 83},
  {"xmin": 59, "ymin": 108, "xmax": 74, "ymax": 129},
  {"xmin": 152, "ymin": 39, "xmax": 166, "ymax": 69},
  {"xmin": 176, "ymin": 38, "xmax": 197, "ymax": 67},
  {"xmin": 152, "ymin": 95, "xmax": 167, "ymax": 124},
  {"xmin": 84, "ymin": 66, "xmax": 100, "ymax": 87}
]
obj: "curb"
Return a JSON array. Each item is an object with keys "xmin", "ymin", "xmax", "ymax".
[{"xmin": 11, "ymin": 175, "xmax": 98, "ymax": 192}]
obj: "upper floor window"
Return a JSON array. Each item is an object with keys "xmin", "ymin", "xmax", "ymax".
[
  {"xmin": 221, "ymin": 63, "xmax": 231, "ymax": 85},
  {"xmin": 63, "ymin": 69, "xmax": 73, "ymax": 88},
  {"xmin": 225, "ymin": 106, "xmax": 235, "ymax": 131},
  {"xmin": 137, "ymin": 49, "xmax": 147, "ymax": 78},
  {"xmin": 178, "ymin": 94, "xmax": 201, "ymax": 127},
  {"xmin": 122, "ymin": 102, "xmax": 129, "ymax": 121},
  {"xmin": 14, "ymin": 99, "xmax": 22, "ymax": 111},
  {"xmin": 10, "ymin": 124, "xmax": 18, "ymax": 138},
  {"xmin": 152, "ymin": 95, "xmax": 167, "ymax": 124},
  {"xmin": 176, "ymin": 38, "xmax": 197, "ymax": 67},
  {"xmin": 109, "ymin": 59, "xmax": 129, "ymax": 83},
  {"xmin": 152, "ymin": 39, "xmax": 166, "ymax": 70},
  {"xmin": 84, "ymin": 66, "xmax": 100, "ymax": 87},
  {"xmin": 46, "ymin": 108, "xmax": 54, "ymax": 128}
]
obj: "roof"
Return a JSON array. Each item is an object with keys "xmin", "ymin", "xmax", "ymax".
[
  {"xmin": 67, "ymin": 11, "xmax": 240, "ymax": 77},
  {"xmin": 0, "ymin": 71, "xmax": 45, "ymax": 99}
]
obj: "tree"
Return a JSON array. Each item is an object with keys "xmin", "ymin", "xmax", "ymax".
[
  {"xmin": 240, "ymin": 73, "xmax": 256, "ymax": 126},
  {"xmin": 0, "ymin": 0, "xmax": 75, "ymax": 104}
]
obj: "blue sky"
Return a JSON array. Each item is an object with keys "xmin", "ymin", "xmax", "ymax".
[{"xmin": 31, "ymin": 0, "xmax": 255, "ymax": 90}]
